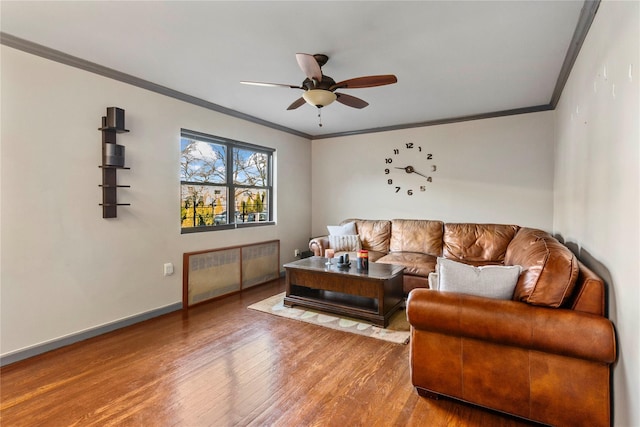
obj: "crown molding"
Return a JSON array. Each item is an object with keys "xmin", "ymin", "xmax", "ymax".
[{"xmin": 550, "ymin": 0, "xmax": 600, "ymax": 107}]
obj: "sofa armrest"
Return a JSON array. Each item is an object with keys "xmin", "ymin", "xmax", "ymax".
[
  {"xmin": 309, "ymin": 236, "xmax": 329, "ymax": 257},
  {"xmin": 407, "ymin": 289, "xmax": 616, "ymax": 364}
]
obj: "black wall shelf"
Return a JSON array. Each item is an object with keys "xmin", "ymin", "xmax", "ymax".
[
  {"xmin": 99, "ymin": 107, "xmax": 130, "ymax": 218},
  {"xmin": 99, "ymin": 127, "xmax": 130, "ymax": 133}
]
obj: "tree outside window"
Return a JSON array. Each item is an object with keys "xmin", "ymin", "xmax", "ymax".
[{"xmin": 180, "ymin": 130, "xmax": 273, "ymax": 233}]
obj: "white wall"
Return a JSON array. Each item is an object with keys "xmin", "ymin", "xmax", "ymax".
[
  {"xmin": 0, "ymin": 46, "xmax": 312, "ymax": 358},
  {"xmin": 311, "ymin": 111, "xmax": 555, "ymax": 236},
  {"xmin": 553, "ymin": 1, "xmax": 639, "ymax": 425}
]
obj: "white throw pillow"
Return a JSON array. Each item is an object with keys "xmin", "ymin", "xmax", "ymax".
[
  {"xmin": 428, "ymin": 272, "xmax": 439, "ymax": 290},
  {"xmin": 329, "ymin": 234, "xmax": 362, "ymax": 252},
  {"xmin": 327, "ymin": 222, "xmax": 357, "ymax": 236},
  {"xmin": 437, "ymin": 257, "xmax": 522, "ymax": 300}
]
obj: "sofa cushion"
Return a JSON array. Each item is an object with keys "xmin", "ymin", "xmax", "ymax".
[
  {"xmin": 328, "ymin": 234, "xmax": 361, "ymax": 252},
  {"xmin": 376, "ymin": 252, "xmax": 437, "ymax": 277},
  {"xmin": 435, "ymin": 257, "xmax": 522, "ymax": 300},
  {"xmin": 390, "ymin": 219, "xmax": 443, "ymax": 256},
  {"xmin": 505, "ymin": 228, "xmax": 579, "ymax": 308},
  {"xmin": 443, "ymin": 223, "xmax": 519, "ymax": 263},
  {"xmin": 363, "ymin": 250, "xmax": 387, "ymax": 263},
  {"xmin": 342, "ymin": 219, "xmax": 391, "ymax": 253},
  {"xmin": 327, "ymin": 221, "xmax": 356, "ymax": 236}
]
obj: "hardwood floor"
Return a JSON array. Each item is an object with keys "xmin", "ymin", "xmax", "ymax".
[{"xmin": 1, "ymin": 278, "xmax": 536, "ymax": 426}]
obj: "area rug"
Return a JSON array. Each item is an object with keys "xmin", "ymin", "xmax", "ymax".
[{"xmin": 248, "ymin": 292, "xmax": 410, "ymax": 344}]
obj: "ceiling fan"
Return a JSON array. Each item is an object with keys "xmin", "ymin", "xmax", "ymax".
[{"xmin": 241, "ymin": 53, "xmax": 397, "ymax": 125}]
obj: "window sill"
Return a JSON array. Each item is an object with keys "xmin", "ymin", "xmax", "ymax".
[{"xmin": 181, "ymin": 221, "xmax": 275, "ymax": 234}]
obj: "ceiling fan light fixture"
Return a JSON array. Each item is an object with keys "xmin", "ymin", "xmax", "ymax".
[{"xmin": 303, "ymin": 89, "xmax": 337, "ymax": 108}]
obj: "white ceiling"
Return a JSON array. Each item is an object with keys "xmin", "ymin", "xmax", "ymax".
[{"xmin": 1, "ymin": 1, "xmax": 589, "ymax": 138}]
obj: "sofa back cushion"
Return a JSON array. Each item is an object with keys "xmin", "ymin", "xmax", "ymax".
[
  {"xmin": 443, "ymin": 223, "xmax": 519, "ymax": 263},
  {"xmin": 341, "ymin": 219, "xmax": 391, "ymax": 253},
  {"xmin": 505, "ymin": 228, "xmax": 579, "ymax": 308},
  {"xmin": 390, "ymin": 219, "xmax": 444, "ymax": 255}
]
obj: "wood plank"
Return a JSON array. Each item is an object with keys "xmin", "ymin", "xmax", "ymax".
[{"xmin": 0, "ymin": 278, "xmax": 537, "ymax": 426}]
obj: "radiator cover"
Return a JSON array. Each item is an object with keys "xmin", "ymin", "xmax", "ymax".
[{"xmin": 183, "ymin": 240, "xmax": 280, "ymax": 307}]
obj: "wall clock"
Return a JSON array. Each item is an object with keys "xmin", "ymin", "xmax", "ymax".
[{"xmin": 384, "ymin": 142, "xmax": 437, "ymax": 195}]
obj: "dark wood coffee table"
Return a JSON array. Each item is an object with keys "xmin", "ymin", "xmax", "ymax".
[{"xmin": 283, "ymin": 256, "xmax": 404, "ymax": 327}]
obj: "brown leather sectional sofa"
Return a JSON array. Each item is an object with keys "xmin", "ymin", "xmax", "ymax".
[{"xmin": 309, "ymin": 218, "xmax": 617, "ymax": 427}]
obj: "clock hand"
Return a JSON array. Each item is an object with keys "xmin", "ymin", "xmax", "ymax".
[
  {"xmin": 394, "ymin": 166, "xmax": 415, "ymax": 173},
  {"xmin": 412, "ymin": 169, "xmax": 430, "ymax": 179},
  {"xmin": 394, "ymin": 165, "xmax": 431, "ymax": 179}
]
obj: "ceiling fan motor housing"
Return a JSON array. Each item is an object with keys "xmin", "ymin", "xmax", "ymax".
[{"xmin": 303, "ymin": 75, "xmax": 337, "ymax": 91}]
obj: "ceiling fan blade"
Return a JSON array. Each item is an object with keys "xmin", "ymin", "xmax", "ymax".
[
  {"xmin": 287, "ymin": 97, "xmax": 307, "ymax": 110},
  {"xmin": 330, "ymin": 74, "xmax": 398, "ymax": 90},
  {"xmin": 296, "ymin": 53, "xmax": 322, "ymax": 82},
  {"xmin": 335, "ymin": 92, "xmax": 369, "ymax": 109},
  {"xmin": 240, "ymin": 81, "xmax": 301, "ymax": 89}
]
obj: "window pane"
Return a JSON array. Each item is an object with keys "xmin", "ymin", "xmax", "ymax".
[
  {"xmin": 180, "ymin": 129, "xmax": 273, "ymax": 233},
  {"xmin": 181, "ymin": 185, "xmax": 228, "ymax": 227},
  {"xmin": 180, "ymin": 137, "xmax": 226, "ymax": 184},
  {"xmin": 234, "ymin": 188, "xmax": 268, "ymax": 223},
  {"xmin": 233, "ymin": 148, "xmax": 268, "ymax": 186}
]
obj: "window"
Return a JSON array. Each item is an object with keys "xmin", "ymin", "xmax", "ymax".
[{"xmin": 180, "ymin": 129, "xmax": 274, "ymax": 233}]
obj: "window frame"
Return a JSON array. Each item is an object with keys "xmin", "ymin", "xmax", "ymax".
[{"xmin": 180, "ymin": 129, "xmax": 274, "ymax": 234}]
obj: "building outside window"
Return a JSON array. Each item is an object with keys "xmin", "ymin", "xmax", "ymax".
[{"xmin": 180, "ymin": 129, "xmax": 274, "ymax": 233}]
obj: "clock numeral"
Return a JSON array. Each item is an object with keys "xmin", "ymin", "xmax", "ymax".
[
  {"xmin": 427, "ymin": 177, "xmax": 433, "ymax": 182},
  {"xmin": 384, "ymin": 168, "xmax": 390, "ymax": 174},
  {"xmin": 387, "ymin": 179, "xmax": 393, "ymax": 185},
  {"xmin": 418, "ymin": 146, "xmax": 422, "ymax": 152},
  {"xmin": 393, "ymin": 149, "xmax": 399, "ymax": 155},
  {"xmin": 395, "ymin": 187, "xmax": 401, "ymax": 193},
  {"xmin": 385, "ymin": 158, "xmax": 393, "ymax": 164},
  {"xmin": 420, "ymin": 186, "xmax": 426, "ymax": 191},
  {"xmin": 427, "ymin": 153, "xmax": 433, "ymax": 160},
  {"xmin": 407, "ymin": 189, "xmax": 413, "ymax": 196},
  {"xmin": 432, "ymin": 165, "xmax": 437, "ymax": 172},
  {"xmin": 405, "ymin": 142, "xmax": 414, "ymax": 149}
]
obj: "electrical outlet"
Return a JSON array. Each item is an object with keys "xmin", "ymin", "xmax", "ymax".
[
  {"xmin": 163, "ymin": 263, "xmax": 174, "ymax": 276},
  {"xmin": 294, "ymin": 249, "xmax": 300, "ymax": 257}
]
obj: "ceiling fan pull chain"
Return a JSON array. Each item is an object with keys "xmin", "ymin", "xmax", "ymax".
[{"xmin": 317, "ymin": 108, "xmax": 323, "ymax": 127}]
